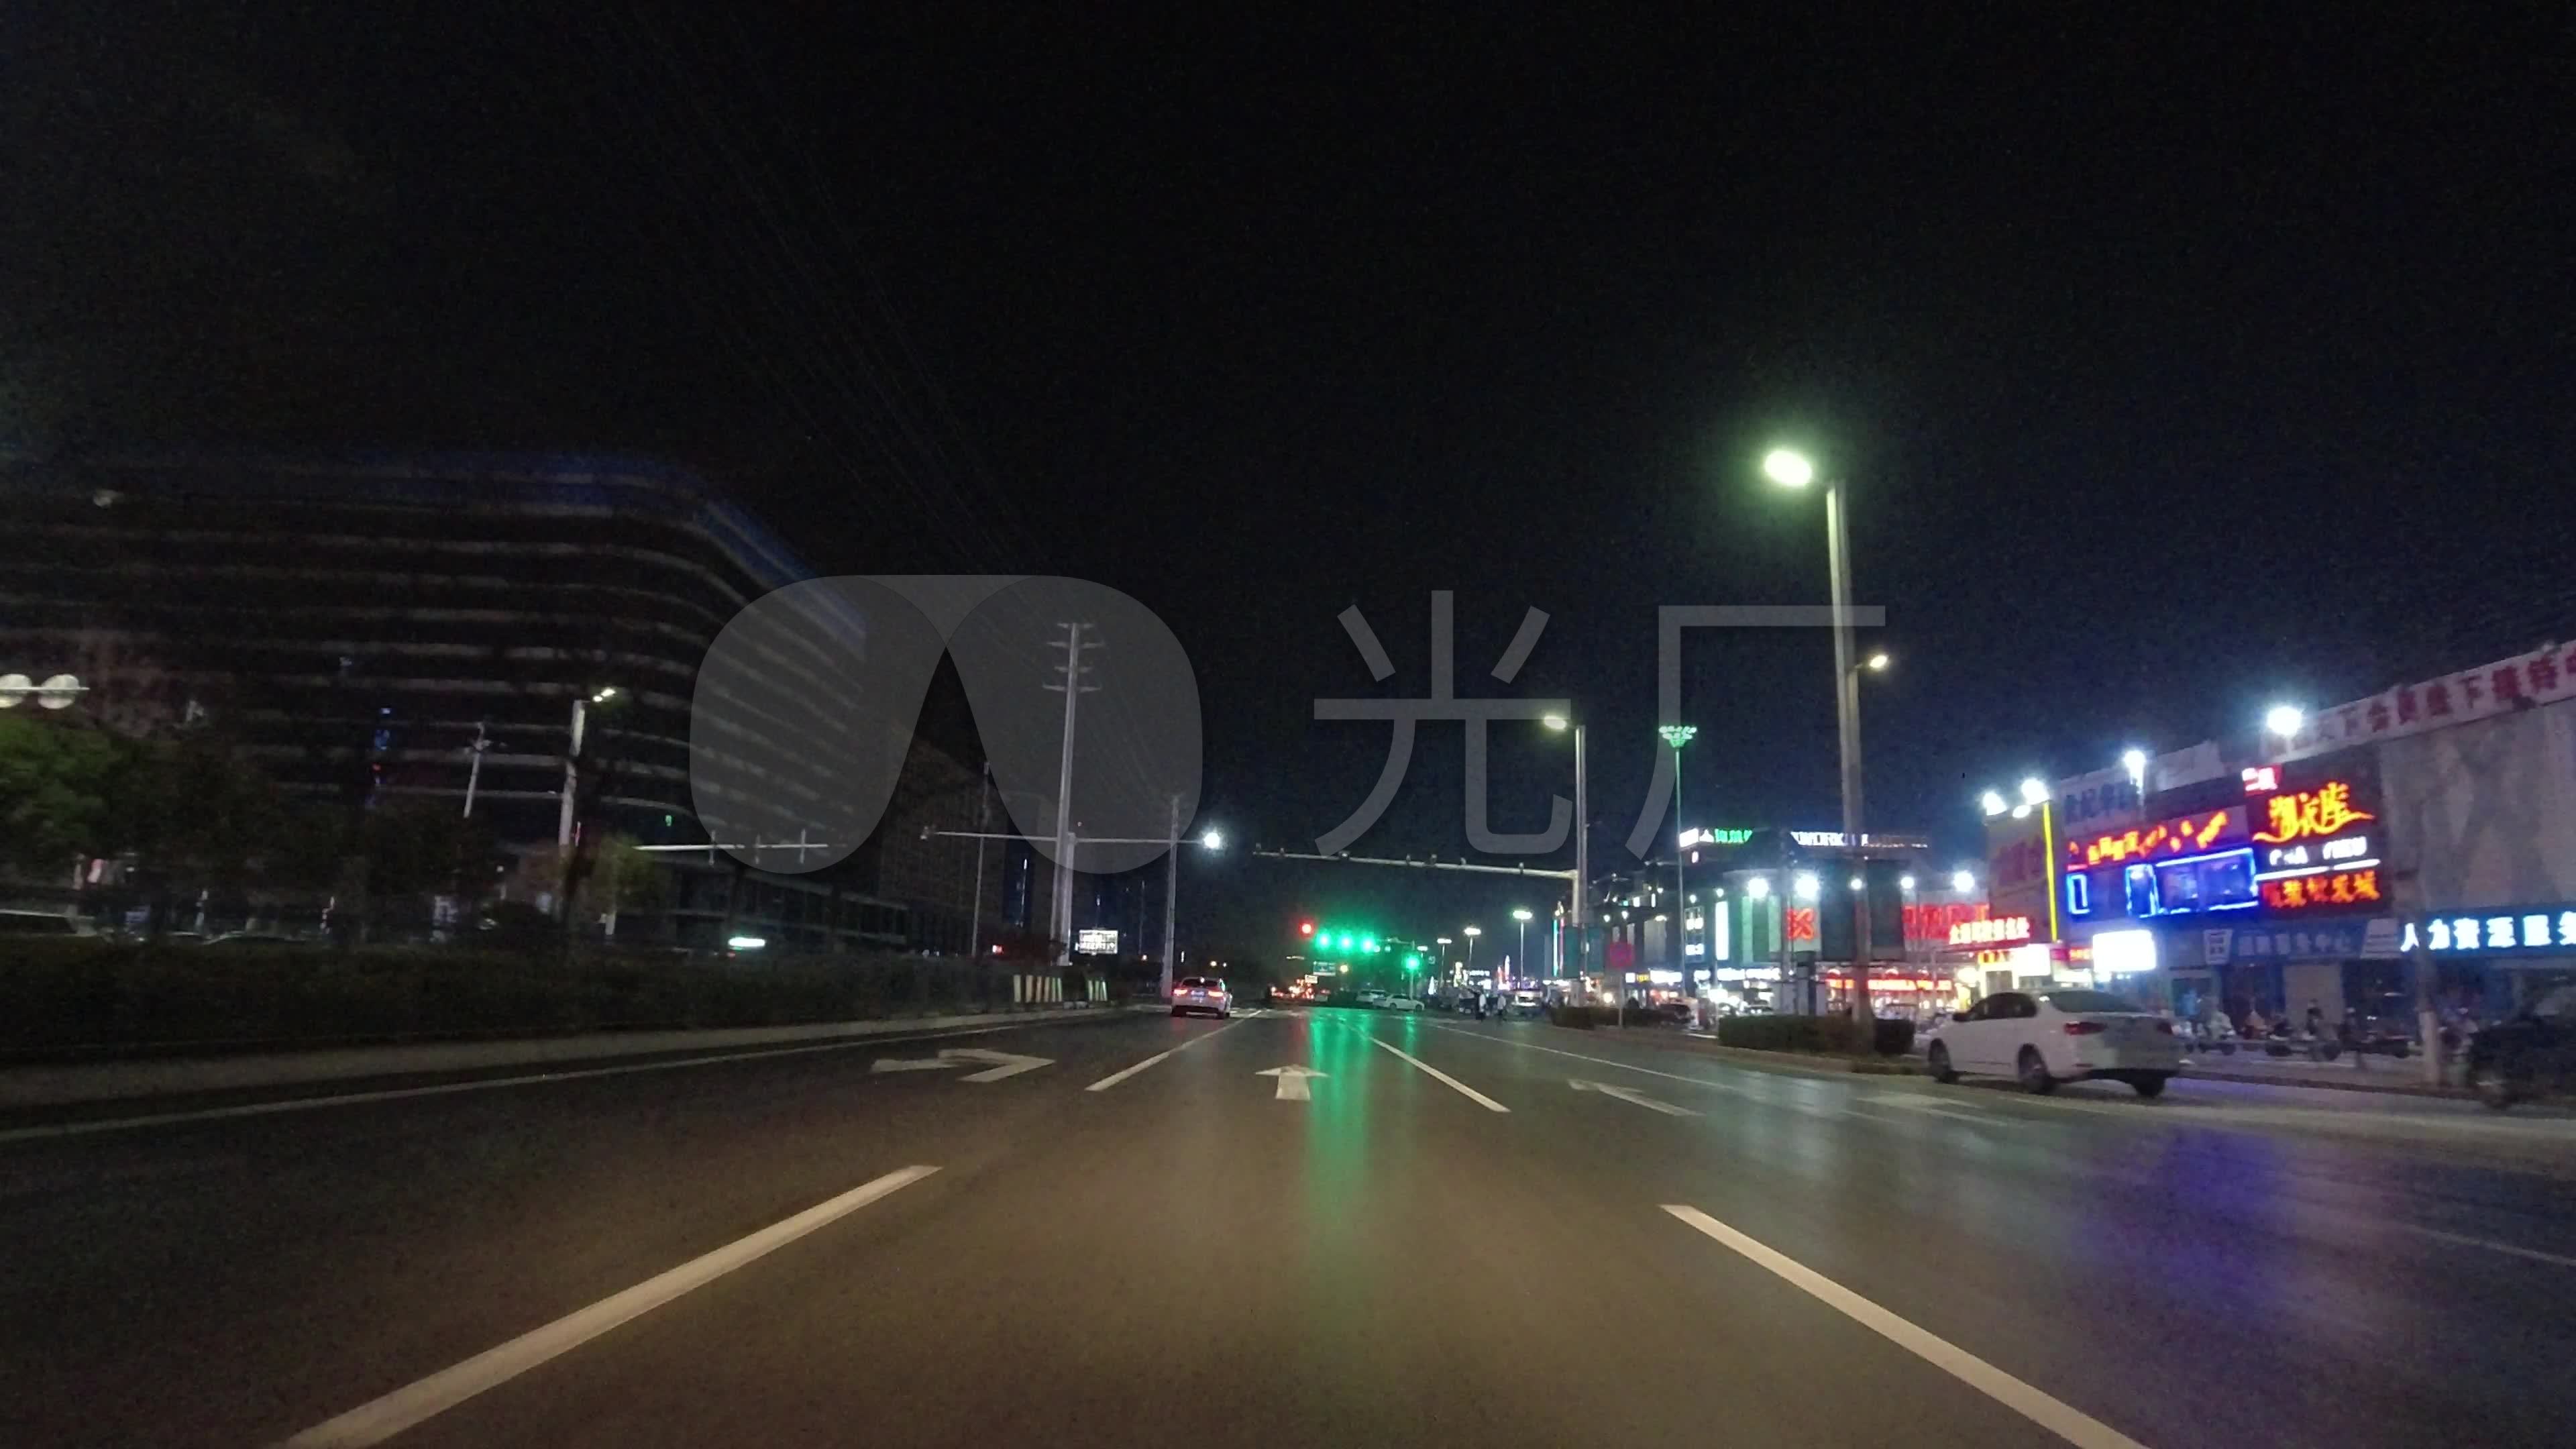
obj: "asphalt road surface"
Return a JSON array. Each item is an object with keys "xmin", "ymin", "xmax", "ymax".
[{"xmin": 7, "ymin": 1006, "xmax": 2575, "ymax": 1448}]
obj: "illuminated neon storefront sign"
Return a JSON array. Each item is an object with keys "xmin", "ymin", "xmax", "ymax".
[
  {"xmin": 2251, "ymin": 781, "xmax": 2375, "ymax": 845},
  {"xmin": 2259, "ymin": 868, "xmax": 2382, "ymax": 912},
  {"xmin": 2065, "ymin": 807, "xmax": 2248, "ymax": 869},
  {"xmin": 2404, "ymin": 909, "xmax": 2576, "ymax": 955}
]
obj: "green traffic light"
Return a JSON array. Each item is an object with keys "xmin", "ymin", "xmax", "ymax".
[
  {"xmin": 1404, "ymin": 953, "xmax": 1421, "ymax": 970},
  {"xmin": 1339, "ymin": 933, "xmax": 1354, "ymax": 950},
  {"xmin": 1362, "ymin": 936, "xmax": 1379, "ymax": 953}
]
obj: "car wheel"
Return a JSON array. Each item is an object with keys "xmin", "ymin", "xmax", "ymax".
[
  {"xmin": 2471, "ymin": 1060, "xmax": 2518, "ymax": 1111},
  {"xmin": 1927, "ymin": 1042, "xmax": 1958, "ymax": 1084},
  {"xmin": 2132, "ymin": 1073, "xmax": 2169, "ymax": 1099},
  {"xmin": 2017, "ymin": 1046, "xmax": 2056, "ymax": 1095}
]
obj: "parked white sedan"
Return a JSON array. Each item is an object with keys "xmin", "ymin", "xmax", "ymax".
[
  {"xmin": 1385, "ymin": 994, "xmax": 1422, "ymax": 1011},
  {"xmin": 1926, "ymin": 988, "xmax": 2181, "ymax": 1097}
]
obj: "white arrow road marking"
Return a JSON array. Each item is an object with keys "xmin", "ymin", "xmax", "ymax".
[
  {"xmin": 1664, "ymin": 1205, "xmax": 2151, "ymax": 1449},
  {"xmin": 1569, "ymin": 1079, "xmax": 1699, "ymax": 1116},
  {"xmin": 945, "ymin": 1049, "xmax": 1052, "ymax": 1081},
  {"xmin": 1256, "ymin": 1065, "xmax": 1326, "ymax": 1101},
  {"xmin": 282, "ymin": 1166, "xmax": 941, "ymax": 1448},
  {"xmin": 867, "ymin": 1049, "xmax": 1052, "ymax": 1081}
]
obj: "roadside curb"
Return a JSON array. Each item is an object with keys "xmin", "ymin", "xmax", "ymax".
[
  {"xmin": 0, "ymin": 1004, "xmax": 1157, "ymax": 1110},
  {"xmin": 2178, "ymin": 1063, "xmax": 2465, "ymax": 1099}
]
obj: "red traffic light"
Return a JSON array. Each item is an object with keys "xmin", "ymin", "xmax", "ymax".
[{"xmin": 1299, "ymin": 920, "xmax": 1316, "ymax": 937}]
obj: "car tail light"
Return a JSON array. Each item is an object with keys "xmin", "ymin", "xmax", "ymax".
[{"xmin": 2063, "ymin": 1021, "xmax": 2108, "ymax": 1036}]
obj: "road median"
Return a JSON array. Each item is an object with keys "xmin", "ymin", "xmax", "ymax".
[
  {"xmin": 0, "ymin": 1003, "xmax": 1148, "ymax": 1111},
  {"xmin": 1540, "ymin": 1018, "xmax": 1923, "ymax": 1077}
]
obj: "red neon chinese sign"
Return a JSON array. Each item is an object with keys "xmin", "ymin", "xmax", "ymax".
[
  {"xmin": 2259, "ymin": 869, "xmax": 2381, "ymax": 912},
  {"xmin": 1902, "ymin": 902, "xmax": 1986, "ymax": 944},
  {"xmin": 2066, "ymin": 808, "xmax": 2247, "ymax": 869},
  {"xmin": 1786, "ymin": 907, "xmax": 1817, "ymax": 943},
  {"xmin": 2251, "ymin": 781, "xmax": 2375, "ymax": 845}
]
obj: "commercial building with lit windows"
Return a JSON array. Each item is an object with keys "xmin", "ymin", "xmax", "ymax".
[
  {"xmin": 1979, "ymin": 638, "xmax": 2576, "ymax": 1032},
  {"xmin": 0, "ymin": 452, "xmax": 1012, "ymax": 953}
]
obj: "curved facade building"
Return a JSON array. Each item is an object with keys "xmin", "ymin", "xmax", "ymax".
[{"xmin": 0, "ymin": 452, "xmax": 1004, "ymax": 953}]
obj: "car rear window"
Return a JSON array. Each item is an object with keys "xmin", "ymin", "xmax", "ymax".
[{"xmin": 2043, "ymin": 989, "xmax": 2145, "ymax": 1014}]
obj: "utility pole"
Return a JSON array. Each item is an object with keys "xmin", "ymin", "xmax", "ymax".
[
  {"xmin": 966, "ymin": 763, "xmax": 992, "ymax": 965},
  {"xmin": 1160, "ymin": 794, "xmax": 1181, "ymax": 1002},
  {"xmin": 1042, "ymin": 622, "xmax": 1100, "ymax": 970},
  {"xmin": 462, "ymin": 721, "xmax": 490, "ymax": 818}
]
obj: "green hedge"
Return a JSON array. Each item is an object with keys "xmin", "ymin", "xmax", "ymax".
[
  {"xmin": 1717, "ymin": 1013, "xmax": 1914, "ymax": 1057},
  {"xmin": 0, "ymin": 939, "xmax": 1026, "ymax": 1057}
]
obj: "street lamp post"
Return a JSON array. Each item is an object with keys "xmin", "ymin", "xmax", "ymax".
[
  {"xmin": 1463, "ymin": 924, "xmax": 1481, "ymax": 978},
  {"xmin": 1512, "ymin": 908, "xmax": 1533, "ymax": 985},
  {"xmin": 1656, "ymin": 723, "xmax": 1697, "ymax": 1029},
  {"xmin": 1766, "ymin": 448, "xmax": 1877, "ymax": 1032},
  {"xmin": 1542, "ymin": 713, "xmax": 1588, "ymax": 994}
]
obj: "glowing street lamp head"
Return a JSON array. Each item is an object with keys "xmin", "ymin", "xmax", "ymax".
[
  {"xmin": 1198, "ymin": 829, "xmax": 1224, "ymax": 851},
  {"xmin": 1952, "ymin": 868, "xmax": 1976, "ymax": 894},
  {"xmin": 2019, "ymin": 777, "xmax": 2049, "ymax": 807},
  {"xmin": 1899, "ymin": 874, "xmax": 1917, "ymax": 892},
  {"xmin": 1658, "ymin": 723, "xmax": 1698, "ymax": 749},
  {"xmin": 1762, "ymin": 447, "xmax": 1815, "ymax": 488},
  {"xmin": 2121, "ymin": 748, "xmax": 2147, "ymax": 775},
  {"xmin": 1848, "ymin": 876, "xmax": 1865, "ymax": 891},
  {"xmin": 1542, "ymin": 713, "xmax": 1569, "ymax": 731},
  {"xmin": 2265, "ymin": 704, "xmax": 2305, "ymax": 739},
  {"xmin": 1511, "ymin": 908, "xmax": 1534, "ymax": 921},
  {"xmin": 1865, "ymin": 652, "xmax": 1890, "ymax": 672},
  {"xmin": 1979, "ymin": 790, "xmax": 2008, "ymax": 818},
  {"xmin": 1436, "ymin": 936, "xmax": 1453, "ymax": 945},
  {"xmin": 1794, "ymin": 872, "xmax": 1819, "ymax": 901},
  {"xmin": 1746, "ymin": 875, "xmax": 1771, "ymax": 899}
]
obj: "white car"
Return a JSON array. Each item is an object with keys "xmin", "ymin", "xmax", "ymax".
[
  {"xmin": 1171, "ymin": 976, "xmax": 1232, "ymax": 1018},
  {"xmin": 1356, "ymin": 989, "xmax": 1390, "ymax": 1008},
  {"xmin": 1926, "ymin": 988, "xmax": 2182, "ymax": 1097},
  {"xmin": 1386, "ymin": 994, "xmax": 1421, "ymax": 1011},
  {"xmin": 0, "ymin": 910, "xmax": 95, "ymax": 938}
]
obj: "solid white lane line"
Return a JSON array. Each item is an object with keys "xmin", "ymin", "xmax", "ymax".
[
  {"xmin": 1085, "ymin": 1050, "xmax": 1178, "ymax": 1092},
  {"xmin": 2401, "ymin": 1224, "xmax": 2576, "ymax": 1271},
  {"xmin": 280, "ymin": 1165, "xmax": 940, "ymax": 1448},
  {"xmin": 1366, "ymin": 1036, "xmax": 1510, "ymax": 1112},
  {"xmin": 0, "ymin": 1027, "xmax": 1047, "ymax": 1147},
  {"xmin": 1663, "ymin": 1205, "xmax": 2150, "ymax": 1449},
  {"xmin": 1083, "ymin": 1013, "xmax": 1248, "ymax": 1091}
]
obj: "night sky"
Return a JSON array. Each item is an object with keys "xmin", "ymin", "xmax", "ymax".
[{"xmin": 11, "ymin": 5, "xmax": 2574, "ymax": 960}]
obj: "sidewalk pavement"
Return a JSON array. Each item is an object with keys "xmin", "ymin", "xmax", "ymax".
[{"xmin": 2178, "ymin": 1049, "xmax": 2463, "ymax": 1099}]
